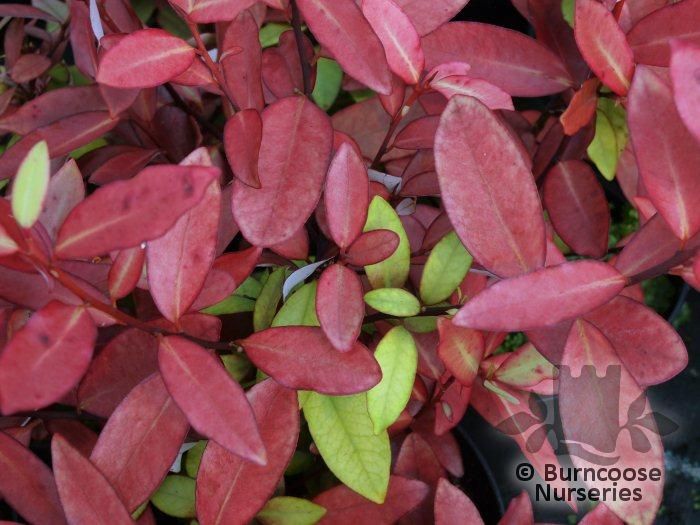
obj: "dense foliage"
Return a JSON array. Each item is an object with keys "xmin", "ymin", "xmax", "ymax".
[{"xmin": 0, "ymin": 0, "xmax": 698, "ymax": 523}]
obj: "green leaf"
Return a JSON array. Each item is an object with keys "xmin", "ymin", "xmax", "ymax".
[
  {"xmin": 151, "ymin": 475, "xmax": 196, "ymax": 518},
  {"xmin": 220, "ymin": 354, "xmax": 252, "ymax": 383},
  {"xmin": 256, "ymin": 496, "xmax": 326, "ymax": 525},
  {"xmin": 364, "ymin": 288, "xmax": 421, "ymax": 317},
  {"xmin": 285, "ymin": 450, "xmax": 314, "ymax": 476},
  {"xmin": 404, "ymin": 316, "xmax": 439, "ymax": 333},
  {"xmin": 367, "ymin": 326, "xmax": 417, "ymax": 433},
  {"xmin": 272, "ymin": 281, "xmax": 319, "ymax": 327},
  {"xmin": 201, "ymin": 294, "xmax": 255, "ymax": 315},
  {"xmin": 254, "ymin": 267, "xmax": 287, "ymax": 331},
  {"xmin": 363, "ymin": 196, "xmax": 411, "ymax": 289},
  {"xmin": 184, "ymin": 440, "xmax": 206, "ymax": 478},
  {"xmin": 419, "ymin": 231, "xmax": 473, "ymax": 305},
  {"xmin": 12, "ymin": 140, "xmax": 49, "ymax": 228},
  {"xmin": 303, "ymin": 392, "xmax": 390, "ymax": 503},
  {"xmin": 562, "ymin": 0, "xmax": 575, "ymax": 27},
  {"xmin": 587, "ymin": 97, "xmax": 628, "ymax": 181},
  {"xmin": 260, "ymin": 24, "xmax": 291, "ymax": 48},
  {"xmin": 312, "ymin": 58, "xmax": 343, "ymax": 111}
]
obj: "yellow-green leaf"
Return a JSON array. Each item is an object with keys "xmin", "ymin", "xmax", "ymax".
[
  {"xmin": 184, "ymin": 440, "xmax": 206, "ymax": 478},
  {"xmin": 587, "ymin": 98, "xmax": 628, "ymax": 181},
  {"xmin": 220, "ymin": 354, "xmax": 252, "ymax": 383},
  {"xmin": 367, "ymin": 326, "xmax": 417, "ymax": 434},
  {"xmin": 363, "ymin": 196, "xmax": 410, "ymax": 289},
  {"xmin": 272, "ymin": 281, "xmax": 319, "ymax": 327},
  {"xmin": 254, "ymin": 267, "xmax": 287, "ymax": 331},
  {"xmin": 303, "ymin": 392, "xmax": 390, "ymax": 503},
  {"xmin": 364, "ymin": 288, "xmax": 420, "ymax": 317},
  {"xmin": 151, "ymin": 475, "xmax": 196, "ymax": 518},
  {"xmin": 256, "ymin": 496, "xmax": 326, "ymax": 525},
  {"xmin": 12, "ymin": 140, "xmax": 49, "ymax": 228},
  {"xmin": 420, "ymin": 231, "xmax": 473, "ymax": 305}
]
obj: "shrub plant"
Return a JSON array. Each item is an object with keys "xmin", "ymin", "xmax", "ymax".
[{"xmin": 0, "ymin": 0, "xmax": 698, "ymax": 523}]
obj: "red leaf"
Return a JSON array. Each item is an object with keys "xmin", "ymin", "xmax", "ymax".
[
  {"xmin": 422, "ymin": 22, "xmax": 573, "ymax": 96},
  {"xmin": 317, "ymin": 263, "xmax": 365, "ymax": 352},
  {"xmin": 0, "ymin": 85, "xmax": 106, "ymax": 135},
  {"xmin": 436, "ymin": 318, "xmax": 484, "ymax": 386},
  {"xmin": 90, "ymin": 374, "xmax": 189, "ymax": 511},
  {"xmin": 221, "ymin": 10, "xmax": 265, "ymax": 112},
  {"xmin": 585, "ymin": 296, "xmax": 688, "ymax": 386},
  {"xmin": 224, "ymin": 109, "xmax": 262, "ymax": 188},
  {"xmin": 670, "ymin": 40, "xmax": 700, "ymax": 143},
  {"xmin": 314, "ymin": 476, "xmax": 429, "ymax": 524},
  {"xmin": 361, "ymin": 0, "xmax": 425, "ymax": 85},
  {"xmin": 213, "ymin": 246, "xmax": 262, "ymax": 289},
  {"xmin": 170, "ymin": 0, "xmax": 256, "ymax": 22},
  {"xmin": 559, "ymin": 320, "xmax": 664, "ymax": 524},
  {"xmin": 52, "ymin": 435, "xmax": 133, "ymax": 525},
  {"xmin": 331, "ymin": 97, "xmax": 392, "ymax": 160},
  {"xmin": 44, "ymin": 420, "xmax": 98, "ymax": 458},
  {"xmin": 543, "ymin": 160, "xmax": 610, "ymax": 258},
  {"xmin": 10, "ymin": 54, "xmax": 51, "ymax": 83},
  {"xmin": 196, "ymin": 379, "xmax": 299, "ymax": 525},
  {"xmin": 430, "ymin": 76, "xmax": 514, "ymax": 110},
  {"xmin": 77, "ymin": 329, "xmax": 159, "ymax": 418},
  {"xmin": 324, "ymin": 142, "xmax": 370, "ymax": 249},
  {"xmin": 232, "ymin": 96, "xmax": 333, "ymax": 246},
  {"xmin": 574, "ymin": 0, "xmax": 634, "ymax": 95},
  {"xmin": 158, "ymin": 336, "xmax": 266, "ymax": 465},
  {"xmin": 240, "ymin": 326, "xmax": 381, "ymax": 394},
  {"xmin": 89, "ymin": 147, "xmax": 160, "ymax": 185},
  {"xmin": 498, "ymin": 491, "xmax": 533, "ymax": 525},
  {"xmin": 297, "ymin": 0, "xmax": 392, "ymax": 94},
  {"xmin": 108, "ymin": 246, "xmax": 145, "ymax": 300},
  {"xmin": 39, "ymin": 159, "xmax": 85, "ymax": 241},
  {"xmin": 627, "ymin": 0, "xmax": 700, "ymax": 66},
  {"xmin": 454, "ymin": 261, "xmax": 626, "ymax": 331},
  {"xmin": 434, "ymin": 381, "xmax": 471, "ymax": 435},
  {"xmin": 434, "ymin": 478, "xmax": 484, "ymax": 525},
  {"xmin": 0, "ymin": 3, "xmax": 59, "ymax": 21},
  {"xmin": 394, "ymin": 0, "xmax": 468, "ymax": 36},
  {"xmin": 344, "ymin": 229, "xmax": 400, "ymax": 266},
  {"xmin": 148, "ymin": 181, "xmax": 220, "ymax": 323},
  {"xmin": 560, "ymin": 78, "xmax": 598, "ymax": 136},
  {"xmin": 0, "ymin": 432, "xmax": 66, "ymax": 525},
  {"xmin": 270, "ymin": 226, "xmax": 310, "ymax": 260},
  {"xmin": 97, "ymin": 29, "xmax": 195, "ymax": 88},
  {"xmin": 628, "ymin": 66, "xmax": 700, "ymax": 240},
  {"xmin": 435, "ymin": 95, "xmax": 546, "ymax": 278},
  {"xmin": 56, "ymin": 164, "xmax": 219, "ymax": 258},
  {"xmin": 0, "ymin": 302, "xmax": 96, "ymax": 415},
  {"xmin": 392, "ymin": 115, "xmax": 439, "ymax": 150}
]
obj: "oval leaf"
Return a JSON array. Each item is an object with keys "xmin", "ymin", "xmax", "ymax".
[
  {"xmin": 97, "ymin": 29, "xmax": 195, "ymax": 88},
  {"xmin": 574, "ymin": 0, "xmax": 634, "ymax": 95},
  {"xmin": 90, "ymin": 374, "xmax": 190, "ymax": 512},
  {"xmin": 297, "ymin": 0, "xmax": 392, "ymax": 94},
  {"xmin": 52, "ymin": 435, "xmax": 133, "ymax": 525},
  {"xmin": 543, "ymin": 160, "xmax": 610, "ymax": 258},
  {"xmin": 454, "ymin": 261, "xmax": 626, "ymax": 331},
  {"xmin": 224, "ymin": 108, "xmax": 262, "ymax": 188},
  {"xmin": 420, "ymin": 231, "xmax": 473, "ymax": 305},
  {"xmin": 422, "ymin": 22, "xmax": 573, "ymax": 96},
  {"xmin": 304, "ymin": 391, "xmax": 390, "ymax": 503},
  {"xmin": 363, "ymin": 196, "xmax": 411, "ymax": 288},
  {"xmin": 435, "ymin": 95, "xmax": 546, "ymax": 278},
  {"xmin": 158, "ymin": 336, "xmax": 266, "ymax": 465},
  {"xmin": 364, "ymin": 288, "xmax": 421, "ymax": 317},
  {"xmin": 196, "ymin": 379, "xmax": 299, "ymax": 525},
  {"xmin": 56, "ymin": 165, "xmax": 219, "ymax": 258},
  {"xmin": 257, "ymin": 496, "xmax": 326, "ymax": 525},
  {"xmin": 434, "ymin": 478, "xmax": 484, "ymax": 525},
  {"xmin": 232, "ymin": 96, "xmax": 333, "ymax": 247},
  {"xmin": 367, "ymin": 326, "xmax": 418, "ymax": 433},
  {"xmin": 240, "ymin": 327, "xmax": 381, "ymax": 395},
  {"xmin": 671, "ymin": 40, "xmax": 700, "ymax": 143},
  {"xmin": 436, "ymin": 318, "xmax": 484, "ymax": 387},
  {"xmin": 0, "ymin": 301, "xmax": 97, "ymax": 415},
  {"xmin": 11, "ymin": 140, "xmax": 49, "ymax": 228},
  {"xmin": 361, "ymin": 0, "xmax": 425, "ymax": 85},
  {"xmin": 317, "ymin": 263, "xmax": 364, "ymax": 352},
  {"xmin": 628, "ymin": 66, "xmax": 700, "ymax": 240},
  {"xmin": 324, "ymin": 142, "xmax": 370, "ymax": 250},
  {"xmin": 345, "ymin": 229, "xmax": 400, "ymax": 266}
]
